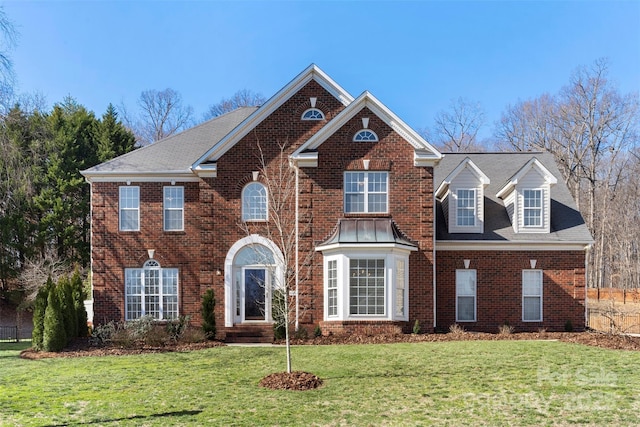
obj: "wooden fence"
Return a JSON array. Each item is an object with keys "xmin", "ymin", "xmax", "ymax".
[
  {"xmin": 0, "ymin": 326, "xmax": 19, "ymax": 343},
  {"xmin": 587, "ymin": 288, "xmax": 640, "ymax": 304},
  {"xmin": 587, "ymin": 309, "xmax": 640, "ymax": 334}
]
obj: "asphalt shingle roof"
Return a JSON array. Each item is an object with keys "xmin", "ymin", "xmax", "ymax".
[
  {"xmin": 434, "ymin": 152, "xmax": 593, "ymax": 243},
  {"xmin": 82, "ymin": 107, "xmax": 258, "ymax": 175}
]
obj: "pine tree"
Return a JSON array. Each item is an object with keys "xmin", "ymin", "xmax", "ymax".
[
  {"xmin": 201, "ymin": 289, "xmax": 216, "ymax": 339},
  {"xmin": 43, "ymin": 284, "xmax": 67, "ymax": 352},
  {"xmin": 31, "ymin": 277, "xmax": 53, "ymax": 350}
]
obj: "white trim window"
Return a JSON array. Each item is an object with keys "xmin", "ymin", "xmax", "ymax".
[
  {"xmin": 456, "ymin": 189, "xmax": 476, "ymax": 227},
  {"xmin": 327, "ymin": 259, "xmax": 338, "ymax": 317},
  {"xmin": 301, "ymin": 108, "xmax": 324, "ymax": 120},
  {"xmin": 395, "ymin": 258, "xmax": 406, "ymax": 317},
  {"xmin": 344, "ymin": 171, "xmax": 388, "ymax": 214},
  {"xmin": 125, "ymin": 260, "xmax": 178, "ymax": 321},
  {"xmin": 456, "ymin": 269, "xmax": 477, "ymax": 322},
  {"xmin": 163, "ymin": 186, "xmax": 184, "ymax": 231},
  {"xmin": 242, "ymin": 182, "xmax": 268, "ymax": 221},
  {"xmin": 353, "ymin": 129, "xmax": 379, "ymax": 142},
  {"xmin": 349, "ymin": 259, "xmax": 385, "ymax": 315},
  {"xmin": 322, "ymin": 250, "xmax": 410, "ymax": 322},
  {"xmin": 522, "ymin": 269, "xmax": 543, "ymax": 321},
  {"xmin": 523, "ymin": 189, "xmax": 542, "ymax": 227},
  {"xmin": 119, "ymin": 186, "xmax": 140, "ymax": 231}
]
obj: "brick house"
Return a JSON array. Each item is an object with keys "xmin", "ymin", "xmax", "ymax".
[{"xmin": 81, "ymin": 65, "xmax": 593, "ymax": 340}]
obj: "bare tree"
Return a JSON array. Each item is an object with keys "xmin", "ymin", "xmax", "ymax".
[
  {"xmin": 120, "ymin": 88, "xmax": 194, "ymax": 145},
  {"xmin": 18, "ymin": 250, "xmax": 68, "ymax": 305},
  {"xmin": 239, "ymin": 139, "xmax": 311, "ymax": 374},
  {"xmin": 204, "ymin": 89, "xmax": 265, "ymax": 120},
  {"xmin": 432, "ymin": 97, "xmax": 486, "ymax": 152},
  {"xmin": 0, "ymin": 6, "xmax": 17, "ymax": 114},
  {"xmin": 495, "ymin": 58, "xmax": 640, "ymax": 289}
]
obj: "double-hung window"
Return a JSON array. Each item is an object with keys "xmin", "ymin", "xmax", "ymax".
[
  {"xmin": 456, "ymin": 269, "xmax": 477, "ymax": 322},
  {"xmin": 456, "ymin": 189, "xmax": 476, "ymax": 227},
  {"xmin": 344, "ymin": 172, "xmax": 388, "ymax": 214},
  {"xmin": 164, "ymin": 186, "xmax": 184, "ymax": 231},
  {"xmin": 125, "ymin": 260, "xmax": 179, "ymax": 321},
  {"xmin": 119, "ymin": 186, "xmax": 140, "ymax": 231},
  {"xmin": 522, "ymin": 269, "xmax": 543, "ymax": 321},
  {"xmin": 327, "ymin": 260, "xmax": 338, "ymax": 317},
  {"xmin": 523, "ymin": 189, "xmax": 542, "ymax": 227}
]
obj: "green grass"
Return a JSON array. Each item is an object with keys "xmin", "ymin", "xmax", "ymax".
[{"xmin": 1, "ymin": 340, "xmax": 640, "ymax": 426}]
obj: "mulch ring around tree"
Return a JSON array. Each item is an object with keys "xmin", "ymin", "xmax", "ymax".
[{"xmin": 259, "ymin": 371, "xmax": 323, "ymax": 391}]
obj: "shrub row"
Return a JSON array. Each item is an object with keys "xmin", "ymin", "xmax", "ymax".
[{"xmin": 32, "ymin": 270, "xmax": 89, "ymax": 352}]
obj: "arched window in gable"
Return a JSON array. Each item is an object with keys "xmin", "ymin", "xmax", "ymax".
[
  {"xmin": 301, "ymin": 108, "xmax": 325, "ymax": 120},
  {"xmin": 353, "ymin": 129, "xmax": 379, "ymax": 142}
]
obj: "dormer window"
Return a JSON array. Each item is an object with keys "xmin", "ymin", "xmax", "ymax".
[
  {"xmin": 435, "ymin": 158, "xmax": 489, "ymax": 234},
  {"xmin": 456, "ymin": 189, "xmax": 476, "ymax": 227},
  {"xmin": 496, "ymin": 158, "xmax": 557, "ymax": 234},
  {"xmin": 301, "ymin": 108, "xmax": 324, "ymax": 120},
  {"xmin": 523, "ymin": 189, "xmax": 542, "ymax": 227},
  {"xmin": 353, "ymin": 129, "xmax": 379, "ymax": 142}
]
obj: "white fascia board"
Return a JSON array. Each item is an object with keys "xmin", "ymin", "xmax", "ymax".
[
  {"xmin": 290, "ymin": 152, "xmax": 318, "ymax": 168},
  {"xmin": 192, "ymin": 64, "xmax": 354, "ymax": 169},
  {"xmin": 436, "ymin": 240, "xmax": 593, "ymax": 251},
  {"xmin": 192, "ymin": 164, "xmax": 218, "ymax": 178},
  {"xmin": 315, "ymin": 242, "xmax": 419, "ymax": 253},
  {"xmin": 292, "ymin": 91, "xmax": 442, "ymax": 163},
  {"xmin": 435, "ymin": 181, "xmax": 450, "ymax": 200},
  {"xmin": 82, "ymin": 171, "xmax": 199, "ymax": 183}
]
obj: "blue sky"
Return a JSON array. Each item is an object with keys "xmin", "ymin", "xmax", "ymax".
[{"xmin": 5, "ymin": 1, "xmax": 640, "ymax": 140}]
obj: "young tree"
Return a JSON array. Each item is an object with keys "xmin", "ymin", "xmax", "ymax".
[
  {"xmin": 70, "ymin": 269, "xmax": 88, "ymax": 338},
  {"xmin": 203, "ymin": 89, "xmax": 265, "ymax": 120},
  {"xmin": 240, "ymin": 140, "xmax": 311, "ymax": 374}
]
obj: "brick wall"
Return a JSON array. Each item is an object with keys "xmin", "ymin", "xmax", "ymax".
[
  {"xmin": 436, "ymin": 250, "xmax": 586, "ymax": 332},
  {"xmin": 90, "ymin": 181, "xmax": 202, "ymax": 325}
]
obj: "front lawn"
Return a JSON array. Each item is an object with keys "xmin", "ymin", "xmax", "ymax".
[{"xmin": 1, "ymin": 340, "xmax": 639, "ymax": 426}]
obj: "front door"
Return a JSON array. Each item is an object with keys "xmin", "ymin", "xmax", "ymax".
[{"xmin": 244, "ymin": 268, "xmax": 266, "ymax": 321}]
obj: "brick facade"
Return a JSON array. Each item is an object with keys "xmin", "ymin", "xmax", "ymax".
[
  {"xmin": 86, "ymin": 67, "xmax": 589, "ymax": 338},
  {"xmin": 436, "ymin": 250, "xmax": 586, "ymax": 332}
]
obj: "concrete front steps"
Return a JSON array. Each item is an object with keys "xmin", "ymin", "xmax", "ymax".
[{"xmin": 224, "ymin": 324, "xmax": 275, "ymax": 344}]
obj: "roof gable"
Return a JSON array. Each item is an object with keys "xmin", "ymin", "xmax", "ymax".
[
  {"xmin": 496, "ymin": 157, "xmax": 558, "ymax": 199},
  {"xmin": 192, "ymin": 64, "xmax": 354, "ymax": 173},
  {"xmin": 435, "ymin": 157, "xmax": 490, "ymax": 199},
  {"xmin": 291, "ymin": 91, "xmax": 442, "ymax": 167}
]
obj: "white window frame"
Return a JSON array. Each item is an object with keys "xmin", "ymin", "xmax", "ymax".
[
  {"xmin": 119, "ymin": 186, "xmax": 140, "ymax": 231},
  {"xmin": 327, "ymin": 259, "xmax": 338, "ymax": 317},
  {"xmin": 301, "ymin": 108, "xmax": 325, "ymax": 120},
  {"xmin": 522, "ymin": 269, "xmax": 543, "ymax": 322},
  {"xmin": 322, "ymin": 250, "xmax": 410, "ymax": 322},
  {"xmin": 456, "ymin": 269, "xmax": 477, "ymax": 322},
  {"xmin": 344, "ymin": 171, "xmax": 389, "ymax": 214},
  {"xmin": 522, "ymin": 189, "xmax": 542, "ymax": 228},
  {"xmin": 456, "ymin": 189, "xmax": 476, "ymax": 227},
  {"xmin": 353, "ymin": 129, "xmax": 379, "ymax": 142},
  {"xmin": 163, "ymin": 186, "xmax": 184, "ymax": 231},
  {"xmin": 242, "ymin": 182, "xmax": 268, "ymax": 222},
  {"xmin": 349, "ymin": 258, "xmax": 386, "ymax": 316},
  {"xmin": 125, "ymin": 260, "xmax": 179, "ymax": 321}
]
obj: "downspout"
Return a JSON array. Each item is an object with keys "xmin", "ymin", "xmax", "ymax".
[
  {"xmin": 433, "ymin": 175, "xmax": 437, "ymax": 332},
  {"xmin": 584, "ymin": 244, "xmax": 591, "ymax": 330},
  {"xmin": 294, "ymin": 162, "xmax": 300, "ymax": 331}
]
